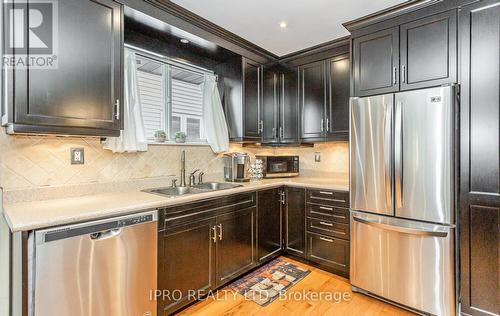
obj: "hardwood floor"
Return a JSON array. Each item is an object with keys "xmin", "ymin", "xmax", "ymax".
[{"xmin": 176, "ymin": 257, "xmax": 415, "ymax": 316}]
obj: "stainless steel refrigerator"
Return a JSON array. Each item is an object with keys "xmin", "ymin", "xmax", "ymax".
[{"xmin": 349, "ymin": 86, "xmax": 456, "ymax": 316}]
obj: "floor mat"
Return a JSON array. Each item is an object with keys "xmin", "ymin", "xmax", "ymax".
[{"xmin": 228, "ymin": 258, "xmax": 311, "ymax": 306}]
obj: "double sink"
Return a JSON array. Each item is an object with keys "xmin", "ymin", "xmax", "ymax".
[{"xmin": 144, "ymin": 182, "xmax": 242, "ymax": 198}]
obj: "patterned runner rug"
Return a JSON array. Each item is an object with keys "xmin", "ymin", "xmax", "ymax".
[{"xmin": 228, "ymin": 258, "xmax": 311, "ymax": 306}]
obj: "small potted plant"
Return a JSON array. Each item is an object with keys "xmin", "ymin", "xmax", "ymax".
[
  {"xmin": 154, "ymin": 130, "xmax": 167, "ymax": 143},
  {"xmin": 174, "ymin": 131, "xmax": 187, "ymax": 143}
]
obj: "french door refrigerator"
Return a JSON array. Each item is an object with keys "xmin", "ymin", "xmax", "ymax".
[{"xmin": 349, "ymin": 86, "xmax": 456, "ymax": 316}]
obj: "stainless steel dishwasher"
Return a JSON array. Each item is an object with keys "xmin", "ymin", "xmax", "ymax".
[{"xmin": 30, "ymin": 210, "xmax": 158, "ymax": 316}]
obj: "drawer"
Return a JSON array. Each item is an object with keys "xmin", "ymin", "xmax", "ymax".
[
  {"xmin": 307, "ymin": 189, "xmax": 349, "ymax": 207},
  {"xmin": 306, "ymin": 204, "xmax": 349, "ymax": 223},
  {"xmin": 307, "ymin": 232, "xmax": 349, "ymax": 273},
  {"xmin": 307, "ymin": 217, "xmax": 349, "ymax": 240},
  {"xmin": 162, "ymin": 192, "xmax": 256, "ymax": 229}
]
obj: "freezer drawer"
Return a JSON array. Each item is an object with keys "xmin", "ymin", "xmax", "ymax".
[{"xmin": 350, "ymin": 211, "xmax": 455, "ymax": 316}]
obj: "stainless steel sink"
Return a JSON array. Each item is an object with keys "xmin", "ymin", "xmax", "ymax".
[
  {"xmin": 144, "ymin": 186, "xmax": 208, "ymax": 197},
  {"xmin": 193, "ymin": 182, "xmax": 243, "ymax": 191},
  {"xmin": 143, "ymin": 182, "xmax": 242, "ymax": 198}
]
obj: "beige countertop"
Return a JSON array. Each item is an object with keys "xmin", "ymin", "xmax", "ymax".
[{"xmin": 2, "ymin": 177, "xmax": 349, "ymax": 232}]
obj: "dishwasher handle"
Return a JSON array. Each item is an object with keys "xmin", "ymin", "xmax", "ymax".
[{"xmin": 90, "ymin": 228, "xmax": 121, "ymax": 241}]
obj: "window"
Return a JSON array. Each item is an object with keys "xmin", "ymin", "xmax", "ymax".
[
  {"xmin": 136, "ymin": 56, "xmax": 166, "ymax": 140},
  {"xmin": 170, "ymin": 67, "xmax": 205, "ymax": 141},
  {"xmin": 135, "ymin": 51, "xmax": 211, "ymax": 143}
]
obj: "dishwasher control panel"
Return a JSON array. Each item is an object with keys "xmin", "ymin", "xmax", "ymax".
[{"xmin": 118, "ymin": 214, "xmax": 154, "ymax": 227}]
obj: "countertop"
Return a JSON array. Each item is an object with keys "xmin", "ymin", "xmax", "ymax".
[{"xmin": 2, "ymin": 177, "xmax": 349, "ymax": 232}]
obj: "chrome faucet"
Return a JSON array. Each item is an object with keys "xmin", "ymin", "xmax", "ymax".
[
  {"xmin": 179, "ymin": 150, "xmax": 186, "ymax": 187},
  {"xmin": 189, "ymin": 169, "xmax": 200, "ymax": 187}
]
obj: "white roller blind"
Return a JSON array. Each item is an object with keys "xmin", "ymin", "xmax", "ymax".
[
  {"xmin": 137, "ymin": 69, "xmax": 166, "ymax": 140},
  {"xmin": 171, "ymin": 78, "xmax": 204, "ymax": 139}
]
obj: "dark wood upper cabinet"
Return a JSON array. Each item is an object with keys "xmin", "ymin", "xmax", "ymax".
[
  {"xmin": 243, "ymin": 58, "xmax": 262, "ymax": 139},
  {"xmin": 459, "ymin": 1, "xmax": 500, "ymax": 315},
  {"xmin": 261, "ymin": 66, "xmax": 299, "ymax": 144},
  {"xmin": 326, "ymin": 54, "xmax": 350, "ymax": 140},
  {"xmin": 262, "ymin": 68, "xmax": 279, "ymax": 143},
  {"xmin": 299, "ymin": 60, "xmax": 326, "ymax": 141},
  {"xmin": 284, "ymin": 187, "xmax": 306, "ymax": 258},
  {"xmin": 280, "ymin": 67, "xmax": 299, "ymax": 143},
  {"xmin": 158, "ymin": 217, "xmax": 216, "ymax": 315},
  {"xmin": 400, "ymin": 10, "xmax": 457, "ymax": 90},
  {"xmin": 216, "ymin": 206, "xmax": 256, "ymax": 287},
  {"xmin": 299, "ymin": 54, "xmax": 350, "ymax": 142},
  {"xmin": 4, "ymin": 0, "xmax": 123, "ymax": 136},
  {"xmin": 352, "ymin": 10, "xmax": 458, "ymax": 96},
  {"xmin": 257, "ymin": 188, "xmax": 282, "ymax": 262},
  {"xmin": 353, "ymin": 27, "xmax": 399, "ymax": 97}
]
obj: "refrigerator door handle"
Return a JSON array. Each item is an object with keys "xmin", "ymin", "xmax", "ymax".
[
  {"xmin": 394, "ymin": 100, "xmax": 403, "ymax": 209},
  {"xmin": 352, "ymin": 214, "xmax": 448, "ymax": 237},
  {"xmin": 384, "ymin": 102, "xmax": 393, "ymax": 210}
]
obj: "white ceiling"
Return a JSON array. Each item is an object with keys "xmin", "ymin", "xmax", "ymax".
[{"xmin": 171, "ymin": 0, "xmax": 407, "ymax": 56}]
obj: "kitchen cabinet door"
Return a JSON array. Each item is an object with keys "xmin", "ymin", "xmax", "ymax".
[
  {"xmin": 10, "ymin": 0, "xmax": 122, "ymax": 136},
  {"xmin": 280, "ymin": 68, "xmax": 299, "ymax": 143},
  {"xmin": 285, "ymin": 187, "xmax": 306, "ymax": 258},
  {"xmin": 300, "ymin": 61, "xmax": 326, "ymax": 141},
  {"xmin": 243, "ymin": 58, "xmax": 262, "ymax": 139},
  {"xmin": 400, "ymin": 10, "xmax": 457, "ymax": 91},
  {"xmin": 307, "ymin": 232, "xmax": 349, "ymax": 277},
  {"xmin": 257, "ymin": 188, "xmax": 282, "ymax": 262},
  {"xmin": 158, "ymin": 217, "xmax": 217, "ymax": 315},
  {"xmin": 216, "ymin": 206, "xmax": 256, "ymax": 287},
  {"xmin": 262, "ymin": 68, "xmax": 279, "ymax": 144},
  {"xmin": 353, "ymin": 27, "xmax": 399, "ymax": 97},
  {"xmin": 459, "ymin": 1, "xmax": 500, "ymax": 315},
  {"xmin": 326, "ymin": 54, "xmax": 350, "ymax": 141}
]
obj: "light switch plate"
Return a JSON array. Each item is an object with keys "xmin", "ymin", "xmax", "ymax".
[
  {"xmin": 71, "ymin": 148, "xmax": 84, "ymax": 165},
  {"xmin": 315, "ymin": 152, "xmax": 321, "ymax": 162}
]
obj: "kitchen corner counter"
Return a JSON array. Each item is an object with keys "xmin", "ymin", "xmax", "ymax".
[{"xmin": 2, "ymin": 176, "xmax": 349, "ymax": 232}]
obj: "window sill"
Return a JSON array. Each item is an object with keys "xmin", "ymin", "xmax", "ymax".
[{"xmin": 148, "ymin": 141, "xmax": 210, "ymax": 147}]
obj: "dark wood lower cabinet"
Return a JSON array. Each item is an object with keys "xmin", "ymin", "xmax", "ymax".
[
  {"xmin": 158, "ymin": 188, "xmax": 350, "ymax": 315},
  {"xmin": 305, "ymin": 188, "xmax": 350, "ymax": 278},
  {"xmin": 158, "ymin": 194, "xmax": 256, "ymax": 315},
  {"xmin": 158, "ymin": 218, "xmax": 216, "ymax": 315},
  {"xmin": 257, "ymin": 189, "xmax": 282, "ymax": 262},
  {"xmin": 216, "ymin": 207, "xmax": 256, "ymax": 287},
  {"xmin": 284, "ymin": 187, "xmax": 306, "ymax": 257},
  {"xmin": 306, "ymin": 232, "xmax": 349, "ymax": 277}
]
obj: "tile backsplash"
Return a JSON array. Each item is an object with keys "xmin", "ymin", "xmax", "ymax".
[{"xmin": 0, "ymin": 126, "xmax": 348, "ymax": 199}]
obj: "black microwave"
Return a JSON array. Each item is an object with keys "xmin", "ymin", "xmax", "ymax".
[{"xmin": 255, "ymin": 156, "xmax": 299, "ymax": 178}]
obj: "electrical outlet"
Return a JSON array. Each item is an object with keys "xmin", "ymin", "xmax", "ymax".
[
  {"xmin": 315, "ymin": 152, "xmax": 321, "ymax": 162},
  {"xmin": 71, "ymin": 148, "xmax": 84, "ymax": 165}
]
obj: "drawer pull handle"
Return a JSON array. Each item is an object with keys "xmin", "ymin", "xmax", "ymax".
[
  {"xmin": 332, "ymin": 214, "xmax": 346, "ymax": 219},
  {"xmin": 319, "ymin": 206, "xmax": 333, "ymax": 211},
  {"xmin": 319, "ymin": 221, "xmax": 333, "ymax": 227},
  {"xmin": 319, "ymin": 191, "xmax": 333, "ymax": 195},
  {"xmin": 319, "ymin": 237, "xmax": 334, "ymax": 243},
  {"xmin": 331, "ymin": 198, "xmax": 347, "ymax": 203},
  {"xmin": 332, "ymin": 230, "xmax": 346, "ymax": 235}
]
